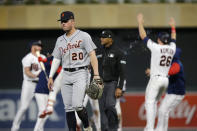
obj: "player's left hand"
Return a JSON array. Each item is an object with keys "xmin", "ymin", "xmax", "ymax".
[
  {"xmin": 115, "ymin": 88, "xmax": 122, "ymax": 98},
  {"xmin": 93, "ymin": 75, "xmax": 100, "ymax": 80},
  {"xmin": 169, "ymin": 17, "xmax": 175, "ymax": 27}
]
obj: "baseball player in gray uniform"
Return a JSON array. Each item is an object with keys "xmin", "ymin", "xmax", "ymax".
[{"xmin": 48, "ymin": 11, "xmax": 100, "ymax": 131}]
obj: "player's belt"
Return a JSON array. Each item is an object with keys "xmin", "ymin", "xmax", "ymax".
[
  {"xmin": 64, "ymin": 66, "xmax": 88, "ymax": 72},
  {"xmin": 155, "ymin": 75, "xmax": 169, "ymax": 78},
  {"xmin": 28, "ymin": 80, "xmax": 39, "ymax": 83}
]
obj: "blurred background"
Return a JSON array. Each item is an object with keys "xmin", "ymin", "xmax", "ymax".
[{"xmin": 0, "ymin": 0, "xmax": 197, "ymax": 131}]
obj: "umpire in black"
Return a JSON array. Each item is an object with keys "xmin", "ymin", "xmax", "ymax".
[{"xmin": 98, "ymin": 30, "xmax": 126, "ymax": 131}]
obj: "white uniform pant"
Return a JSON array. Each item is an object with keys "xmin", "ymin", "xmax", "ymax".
[
  {"xmin": 48, "ymin": 71, "xmax": 63, "ymax": 102},
  {"xmin": 116, "ymin": 98, "xmax": 122, "ymax": 131},
  {"xmin": 34, "ymin": 93, "xmax": 49, "ymax": 131},
  {"xmin": 76, "ymin": 94, "xmax": 101, "ymax": 131},
  {"xmin": 11, "ymin": 80, "xmax": 37, "ymax": 131},
  {"xmin": 155, "ymin": 94, "xmax": 184, "ymax": 131},
  {"xmin": 144, "ymin": 75, "xmax": 169, "ymax": 131}
]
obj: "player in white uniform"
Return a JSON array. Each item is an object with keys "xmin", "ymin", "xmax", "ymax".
[
  {"xmin": 11, "ymin": 40, "xmax": 45, "ymax": 131},
  {"xmin": 48, "ymin": 11, "xmax": 100, "ymax": 131},
  {"xmin": 76, "ymin": 95, "xmax": 101, "ymax": 131},
  {"xmin": 116, "ymin": 85, "xmax": 126, "ymax": 131},
  {"xmin": 34, "ymin": 54, "xmax": 63, "ymax": 131},
  {"xmin": 137, "ymin": 13, "xmax": 176, "ymax": 131}
]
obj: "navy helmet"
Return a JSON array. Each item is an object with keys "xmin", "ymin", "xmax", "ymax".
[{"xmin": 158, "ymin": 32, "xmax": 170, "ymax": 44}]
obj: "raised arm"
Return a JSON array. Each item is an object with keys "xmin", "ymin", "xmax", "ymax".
[
  {"xmin": 169, "ymin": 17, "xmax": 176, "ymax": 40},
  {"xmin": 137, "ymin": 13, "xmax": 147, "ymax": 40}
]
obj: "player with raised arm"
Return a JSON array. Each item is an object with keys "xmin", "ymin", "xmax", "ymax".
[
  {"xmin": 137, "ymin": 13, "xmax": 176, "ymax": 131},
  {"xmin": 48, "ymin": 11, "xmax": 100, "ymax": 131},
  {"xmin": 155, "ymin": 47, "xmax": 185, "ymax": 131}
]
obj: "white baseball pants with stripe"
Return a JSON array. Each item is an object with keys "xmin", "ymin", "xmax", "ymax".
[{"xmin": 155, "ymin": 94, "xmax": 184, "ymax": 131}]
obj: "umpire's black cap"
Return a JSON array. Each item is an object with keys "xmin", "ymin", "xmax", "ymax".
[
  {"xmin": 58, "ymin": 11, "xmax": 74, "ymax": 22},
  {"xmin": 100, "ymin": 30, "xmax": 114, "ymax": 39}
]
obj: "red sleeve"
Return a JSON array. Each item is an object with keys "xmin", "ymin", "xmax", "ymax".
[
  {"xmin": 168, "ymin": 62, "xmax": 180, "ymax": 76},
  {"xmin": 56, "ymin": 66, "xmax": 62, "ymax": 74}
]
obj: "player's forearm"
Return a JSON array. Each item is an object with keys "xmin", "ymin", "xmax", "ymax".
[
  {"xmin": 118, "ymin": 65, "xmax": 126, "ymax": 89},
  {"xmin": 24, "ymin": 67, "xmax": 37, "ymax": 78},
  {"xmin": 169, "ymin": 17, "xmax": 176, "ymax": 40},
  {"xmin": 138, "ymin": 23, "xmax": 147, "ymax": 40},
  {"xmin": 49, "ymin": 58, "xmax": 61, "ymax": 78},
  {"xmin": 171, "ymin": 26, "xmax": 176, "ymax": 40},
  {"xmin": 89, "ymin": 51, "xmax": 99, "ymax": 76}
]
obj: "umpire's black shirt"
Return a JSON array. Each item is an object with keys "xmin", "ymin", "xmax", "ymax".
[{"xmin": 97, "ymin": 44, "xmax": 126, "ymax": 90}]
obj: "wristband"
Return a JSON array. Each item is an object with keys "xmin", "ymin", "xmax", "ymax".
[{"xmin": 171, "ymin": 27, "xmax": 176, "ymax": 33}]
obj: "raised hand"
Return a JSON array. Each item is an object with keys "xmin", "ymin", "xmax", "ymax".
[
  {"xmin": 137, "ymin": 13, "xmax": 144, "ymax": 24},
  {"xmin": 169, "ymin": 17, "xmax": 176, "ymax": 27}
]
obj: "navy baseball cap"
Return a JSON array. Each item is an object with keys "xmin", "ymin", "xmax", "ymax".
[
  {"xmin": 58, "ymin": 11, "xmax": 74, "ymax": 22},
  {"xmin": 100, "ymin": 30, "xmax": 114, "ymax": 38},
  {"xmin": 29, "ymin": 40, "xmax": 42, "ymax": 48}
]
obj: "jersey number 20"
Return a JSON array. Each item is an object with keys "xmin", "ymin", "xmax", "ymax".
[
  {"xmin": 160, "ymin": 55, "xmax": 172, "ymax": 67},
  {"xmin": 72, "ymin": 52, "xmax": 83, "ymax": 60}
]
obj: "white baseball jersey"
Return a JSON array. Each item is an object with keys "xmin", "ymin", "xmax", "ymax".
[
  {"xmin": 22, "ymin": 53, "xmax": 45, "ymax": 81},
  {"xmin": 147, "ymin": 39, "xmax": 176, "ymax": 77},
  {"xmin": 52, "ymin": 29, "xmax": 97, "ymax": 68}
]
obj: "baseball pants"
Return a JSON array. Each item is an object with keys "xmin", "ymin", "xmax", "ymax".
[
  {"xmin": 34, "ymin": 93, "xmax": 49, "ymax": 131},
  {"xmin": 144, "ymin": 75, "xmax": 169, "ymax": 131},
  {"xmin": 116, "ymin": 98, "xmax": 122, "ymax": 131},
  {"xmin": 61, "ymin": 69, "xmax": 89, "ymax": 112},
  {"xmin": 11, "ymin": 80, "xmax": 37, "ymax": 131},
  {"xmin": 155, "ymin": 94, "xmax": 184, "ymax": 131},
  {"xmin": 99, "ymin": 81, "xmax": 119, "ymax": 131}
]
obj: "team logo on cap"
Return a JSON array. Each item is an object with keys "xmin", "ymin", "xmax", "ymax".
[{"xmin": 62, "ymin": 13, "xmax": 64, "ymax": 17}]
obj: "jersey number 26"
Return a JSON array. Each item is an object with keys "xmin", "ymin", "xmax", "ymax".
[{"xmin": 160, "ymin": 55, "xmax": 172, "ymax": 67}]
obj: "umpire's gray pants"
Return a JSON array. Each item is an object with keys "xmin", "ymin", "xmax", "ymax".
[{"xmin": 99, "ymin": 81, "xmax": 119, "ymax": 131}]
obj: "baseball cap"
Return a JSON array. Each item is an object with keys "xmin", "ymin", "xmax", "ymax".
[
  {"xmin": 100, "ymin": 30, "xmax": 114, "ymax": 38},
  {"xmin": 29, "ymin": 40, "xmax": 42, "ymax": 48},
  {"xmin": 58, "ymin": 11, "xmax": 74, "ymax": 22}
]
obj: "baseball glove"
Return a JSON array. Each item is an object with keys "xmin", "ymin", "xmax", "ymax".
[{"xmin": 86, "ymin": 78, "xmax": 104, "ymax": 100}]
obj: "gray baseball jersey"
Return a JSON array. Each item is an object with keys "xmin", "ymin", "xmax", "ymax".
[{"xmin": 52, "ymin": 29, "xmax": 97, "ymax": 68}]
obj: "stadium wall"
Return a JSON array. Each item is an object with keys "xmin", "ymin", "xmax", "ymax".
[{"xmin": 0, "ymin": 3, "xmax": 197, "ymax": 29}]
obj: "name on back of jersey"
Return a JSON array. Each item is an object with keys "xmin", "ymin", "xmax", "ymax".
[{"xmin": 160, "ymin": 48, "xmax": 174, "ymax": 55}]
